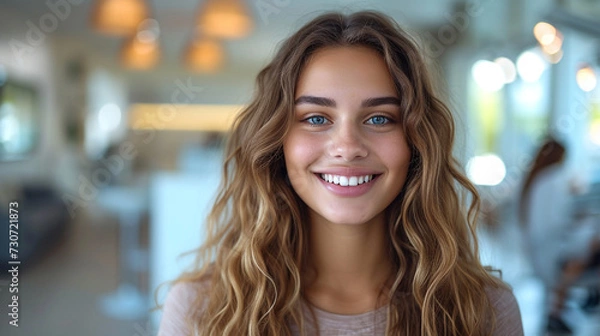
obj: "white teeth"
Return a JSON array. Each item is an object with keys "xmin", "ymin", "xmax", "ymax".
[{"xmin": 319, "ymin": 174, "xmax": 375, "ymax": 187}]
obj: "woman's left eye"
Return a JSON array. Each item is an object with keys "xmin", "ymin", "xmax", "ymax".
[{"xmin": 366, "ymin": 116, "xmax": 390, "ymax": 125}]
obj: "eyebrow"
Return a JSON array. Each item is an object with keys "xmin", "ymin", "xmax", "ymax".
[
  {"xmin": 361, "ymin": 97, "xmax": 402, "ymax": 108},
  {"xmin": 294, "ymin": 95, "xmax": 401, "ymax": 108}
]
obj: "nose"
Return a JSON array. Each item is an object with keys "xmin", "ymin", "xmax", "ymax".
[{"xmin": 327, "ymin": 122, "xmax": 368, "ymax": 161}]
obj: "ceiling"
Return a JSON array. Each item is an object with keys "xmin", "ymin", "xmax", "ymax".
[
  {"xmin": 1, "ymin": 0, "xmax": 598, "ymax": 104},
  {"xmin": 0, "ymin": 0, "xmax": 461, "ymax": 71}
]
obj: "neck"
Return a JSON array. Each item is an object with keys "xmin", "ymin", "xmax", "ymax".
[{"xmin": 303, "ymin": 211, "xmax": 394, "ymax": 314}]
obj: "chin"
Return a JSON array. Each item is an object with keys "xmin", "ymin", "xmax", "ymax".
[{"xmin": 321, "ymin": 212, "xmax": 375, "ymax": 226}]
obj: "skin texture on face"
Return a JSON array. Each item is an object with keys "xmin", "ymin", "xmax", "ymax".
[{"xmin": 283, "ymin": 46, "xmax": 412, "ymax": 228}]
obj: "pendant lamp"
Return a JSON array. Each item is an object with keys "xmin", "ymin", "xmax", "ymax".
[
  {"xmin": 197, "ymin": 0, "xmax": 253, "ymax": 39},
  {"xmin": 121, "ymin": 19, "xmax": 160, "ymax": 69},
  {"xmin": 91, "ymin": 0, "xmax": 149, "ymax": 36},
  {"xmin": 184, "ymin": 37, "xmax": 225, "ymax": 73}
]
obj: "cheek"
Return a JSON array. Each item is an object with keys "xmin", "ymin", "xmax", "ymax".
[
  {"xmin": 384, "ymin": 138, "xmax": 412, "ymax": 176},
  {"xmin": 283, "ymin": 133, "xmax": 321, "ymax": 172},
  {"xmin": 283, "ymin": 133, "xmax": 322, "ymax": 197}
]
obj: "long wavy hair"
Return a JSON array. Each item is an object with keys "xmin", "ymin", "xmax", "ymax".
[{"xmin": 172, "ymin": 10, "xmax": 505, "ymax": 336}]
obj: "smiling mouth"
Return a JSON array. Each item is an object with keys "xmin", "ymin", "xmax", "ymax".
[{"xmin": 318, "ymin": 174, "xmax": 379, "ymax": 187}]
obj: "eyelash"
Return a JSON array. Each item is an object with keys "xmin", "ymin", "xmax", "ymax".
[{"xmin": 302, "ymin": 115, "xmax": 393, "ymax": 126}]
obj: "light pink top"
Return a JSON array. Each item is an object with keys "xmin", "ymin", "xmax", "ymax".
[{"xmin": 158, "ymin": 278, "xmax": 524, "ymax": 335}]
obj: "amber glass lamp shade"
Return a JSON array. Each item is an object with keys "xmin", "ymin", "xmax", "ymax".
[
  {"xmin": 197, "ymin": 0, "xmax": 253, "ymax": 39},
  {"xmin": 121, "ymin": 35, "xmax": 160, "ymax": 69},
  {"xmin": 91, "ymin": 0, "xmax": 149, "ymax": 36},
  {"xmin": 184, "ymin": 38, "xmax": 225, "ymax": 73}
]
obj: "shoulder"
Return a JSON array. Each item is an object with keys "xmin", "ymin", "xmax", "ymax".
[
  {"xmin": 485, "ymin": 285, "xmax": 524, "ymax": 336},
  {"xmin": 158, "ymin": 278, "xmax": 211, "ymax": 336}
]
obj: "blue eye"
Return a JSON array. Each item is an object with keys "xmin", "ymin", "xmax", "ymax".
[
  {"xmin": 306, "ymin": 116, "xmax": 327, "ymax": 125},
  {"xmin": 366, "ymin": 116, "xmax": 389, "ymax": 125}
]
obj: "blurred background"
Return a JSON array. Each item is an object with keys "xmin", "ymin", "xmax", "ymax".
[{"xmin": 0, "ymin": 0, "xmax": 598, "ymax": 335}]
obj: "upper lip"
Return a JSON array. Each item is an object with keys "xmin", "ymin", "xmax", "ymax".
[{"xmin": 313, "ymin": 167, "xmax": 382, "ymax": 176}]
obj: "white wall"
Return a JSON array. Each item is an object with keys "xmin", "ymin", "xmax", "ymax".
[{"xmin": 149, "ymin": 162, "xmax": 222, "ymax": 328}]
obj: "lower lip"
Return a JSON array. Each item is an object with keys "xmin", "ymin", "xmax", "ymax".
[{"xmin": 316, "ymin": 174, "xmax": 379, "ymax": 197}]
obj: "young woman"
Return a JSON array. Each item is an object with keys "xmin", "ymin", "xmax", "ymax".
[{"xmin": 158, "ymin": 11, "xmax": 523, "ymax": 336}]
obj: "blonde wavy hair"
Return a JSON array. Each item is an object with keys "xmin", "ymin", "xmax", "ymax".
[{"xmin": 170, "ymin": 10, "xmax": 505, "ymax": 336}]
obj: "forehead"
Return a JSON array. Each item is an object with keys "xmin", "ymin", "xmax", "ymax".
[{"xmin": 295, "ymin": 46, "xmax": 398, "ymax": 98}]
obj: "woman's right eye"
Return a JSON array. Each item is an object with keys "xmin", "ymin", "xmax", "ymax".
[{"xmin": 305, "ymin": 116, "xmax": 328, "ymax": 125}]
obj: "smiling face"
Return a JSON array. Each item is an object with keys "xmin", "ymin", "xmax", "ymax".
[{"xmin": 283, "ymin": 46, "xmax": 412, "ymax": 226}]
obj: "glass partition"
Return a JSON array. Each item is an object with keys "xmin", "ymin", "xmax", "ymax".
[{"xmin": 0, "ymin": 77, "xmax": 40, "ymax": 161}]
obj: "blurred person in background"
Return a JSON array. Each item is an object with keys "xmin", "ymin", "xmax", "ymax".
[{"xmin": 519, "ymin": 137, "xmax": 600, "ymax": 334}]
